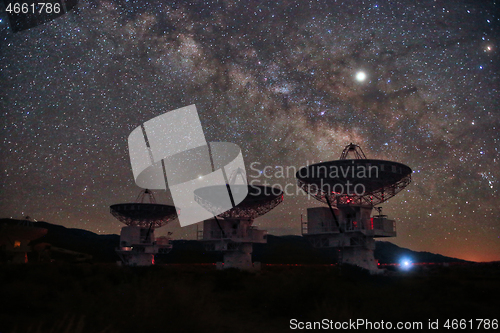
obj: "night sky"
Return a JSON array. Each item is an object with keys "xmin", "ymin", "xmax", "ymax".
[{"xmin": 1, "ymin": 0, "xmax": 498, "ymax": 262}]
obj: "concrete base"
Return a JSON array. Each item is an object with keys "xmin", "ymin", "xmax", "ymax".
[
  {"xmin": 222, "ymin": 251, "xmax": 252, "ymax": 270},
  {"xmin": 116, "ymin": 250, "xmax": 154, "ymax": 266},
  {"xmin": 115, "ymin": 226, "xmax": 172, "ymax": 266},
  {"xmin": 341, "ymin": 246, "xmax": 381, "ymax": 274},
  {"xmin": 11, "ymin": 252, "xmax": 28, "ymax": 264},
  {"xmin": 216, "ymin": 259, "xmax": 262, "ymax": 271},
  {"xmin": 216, "ymin": 245, "xmax": 262, "ymax": 271}
]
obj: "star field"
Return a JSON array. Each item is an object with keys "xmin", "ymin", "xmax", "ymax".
[{"xmin": 1, "ymin": 0, "xmax": 499, "ymax": 261}]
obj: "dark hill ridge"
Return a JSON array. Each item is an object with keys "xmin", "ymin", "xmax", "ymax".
[
  {"xmin": 374, "ymin": 240, "xmax": 468, "ymax": 264},
  {"xmin": 0, "ymin": 218, "xmax": 119, "ymax": 262},
  {"xmin": 1, "ymin": 218, "xmax": 468, "ymax": 264}
]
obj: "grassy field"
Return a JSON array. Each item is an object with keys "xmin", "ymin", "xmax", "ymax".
[{"xmin": 1, "ymin": 263, "xmax": 499, "ymax": 332}]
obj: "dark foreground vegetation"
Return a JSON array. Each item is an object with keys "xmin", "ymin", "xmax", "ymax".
[{"xmin": 1, "ymin": 263, "xmax": 499, "ymax": 333}]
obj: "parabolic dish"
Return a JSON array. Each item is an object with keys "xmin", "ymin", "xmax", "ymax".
[
  {"xmin": 296, "ymin": 159, "xmax": 412, "ymax": 206},
  {"xmin": 0, "ymin": 223, "xmax": 47, "ymax": 242},
  {"xmin": 194, "ymin": 184, "xmax": 283, "ymax": 220},
  {"xmin": 110, "ymin": 203, "xmax": 178, "ymax": 228}
]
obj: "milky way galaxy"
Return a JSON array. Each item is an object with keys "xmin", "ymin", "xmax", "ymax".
[{"xmin": 1, "ymin": 0, "xmax": 498, "ymax": 261}]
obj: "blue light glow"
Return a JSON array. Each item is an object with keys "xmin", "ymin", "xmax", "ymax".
[{"xmin": 400, "ymin": 257, "xmax": 413, "ymax": 270}]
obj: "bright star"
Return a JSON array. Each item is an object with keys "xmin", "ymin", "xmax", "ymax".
[{"xmin": 355, "ymin": 71, "xmax": 367, "ymax": 82}]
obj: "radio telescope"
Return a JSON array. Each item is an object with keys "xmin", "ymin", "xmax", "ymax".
[
  {"xmin": 110, "ymin": 189, "xmax": 178, "ymax": 266},
  {"xmin": 195, "ymin": 184, "xmax": 283, "ymax": 270},
  {"xmin": 0, "ymin": 218, "xmax": 47, "ymax": 263},
  {"xmin": 296, "ymin": 143, "xmax": 412, "ymax": 273}
]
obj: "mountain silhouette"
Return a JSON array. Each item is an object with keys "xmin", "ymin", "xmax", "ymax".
[{"xmin": 1, "ymin": 218, "xmax": 468, "ymax": 264}]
